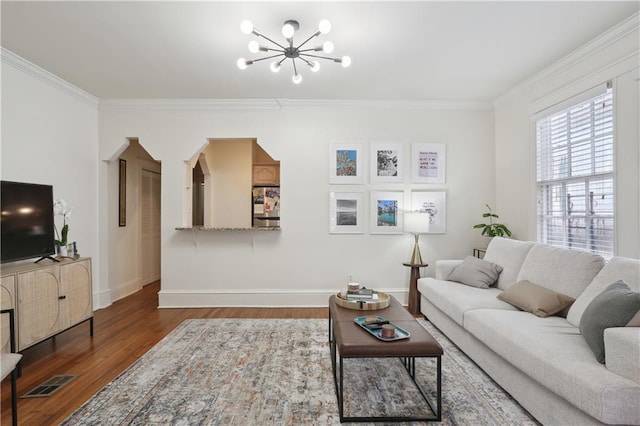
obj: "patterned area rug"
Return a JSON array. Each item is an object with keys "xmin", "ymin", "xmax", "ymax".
[{"xmin": 62, "ymin": 319, "xmax": 537, "ymax": 425}]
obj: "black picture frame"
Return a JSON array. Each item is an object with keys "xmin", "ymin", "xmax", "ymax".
[{"xmin": 119, "ymin": 159, "xmax": 127, "ymax": 226}]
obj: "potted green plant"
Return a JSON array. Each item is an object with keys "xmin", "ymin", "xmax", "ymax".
[{"xmin": 473, "ymin": 204, "xmax": 512, "ymax": 238}]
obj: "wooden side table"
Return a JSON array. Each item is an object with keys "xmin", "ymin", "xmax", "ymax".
[{"xmin": 403, "ymin": 262, "xmax": 428, "ymax": 315}]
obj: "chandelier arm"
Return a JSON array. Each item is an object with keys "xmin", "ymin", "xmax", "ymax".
[
  {"xmin": 298, "ymin": 57, "xmax": 313, "ymax": 67},
  {"xmin": 292, "ymin": 58, "xmax": 299, "ymax": 75},
  {"xmin": 261, "ymin": 47, "xmax": 285, "ymax": 53},
  {"xmin": 251, "ymin": 53, "xmax": 287, "ymax": 63},
  {"xmin": 295, "ymin": 31, "xmax": 320, "ymax": 50},
  {"xmin": 256, "ymin": 33, "xmax": 287, "ymax": 50},
  {"xmin": 299, "ymin": 53, "xmax": 340, "ymax": 61}
]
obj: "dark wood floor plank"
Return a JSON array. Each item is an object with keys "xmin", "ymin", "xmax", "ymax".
[{"xmin": 0, "ymin": 281, "xmax": 328, "ymax": 425}]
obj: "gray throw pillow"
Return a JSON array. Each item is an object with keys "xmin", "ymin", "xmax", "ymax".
[
  {"xmin": 579, "ymin": 280, "xmax": 640, "ymax": 363},
  {"xmin": 447, "ymin": 256, "xmax": 503, "ymax": 289}
]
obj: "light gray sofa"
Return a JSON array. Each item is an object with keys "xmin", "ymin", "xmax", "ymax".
[{"xmin": 417, "ymin": 237, "xmax": 640, "ymax": 425}]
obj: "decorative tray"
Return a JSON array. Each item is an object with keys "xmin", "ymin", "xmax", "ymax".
[
  {"xmin": 353, "ymin": 315, "xmax": 410, "ymax": 342},
  {"xmin": 335, "ymin": 291, "xmax": 391, "ymax": 311}
]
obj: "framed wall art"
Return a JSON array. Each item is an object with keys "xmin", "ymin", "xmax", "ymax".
[
  {"xmin": 119, "ymin": 158, "xmax": 127, "ymax": 227},
  {"xmin": 370, "ymin": 142, "xmax": 404, "ymax": 183},
  {"xmin": 370, "ymin": 191, "xmax": 404, "ymax": 234},
  {"xmin": 329, "ymin": 191, "xmax": 364, "ymax": 234},
  {"xmin": 410, "ymin": 191, "xmax": 447, "ymax": 233},
  {"xmin": 411, "ymin": 143, "xmax": 446, "ymax": 184},
  {"xmin": 329, "ymin": 143, "xmax": 364, "ymax": 184}
]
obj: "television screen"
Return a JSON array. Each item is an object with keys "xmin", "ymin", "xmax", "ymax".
[{"xmin": 1, "ymin": 180, "xmax": 56, "ymax": 263}]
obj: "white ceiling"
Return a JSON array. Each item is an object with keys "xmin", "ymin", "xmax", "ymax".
[{"xmin": 2, "ymin": 1, "xmax": 638, "ymax": 101}]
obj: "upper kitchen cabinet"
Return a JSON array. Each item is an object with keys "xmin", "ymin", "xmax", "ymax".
[{"xmin": 252, "ymin": 143, "xmax": 280, "ymax": 186}]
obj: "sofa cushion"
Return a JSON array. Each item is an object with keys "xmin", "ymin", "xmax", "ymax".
[
  {"xmin": 604, "ymin": 328, "xmax": 640, "ymax": 385},
  {"xmin": 497, "ymin": 280, "xmax": 575, "ymax": 318},
  {"xmin": 446, "ymin": 256, "xmax": 503, "ymax": 288},
  {"xmin": 516, "ymin": 244, "xmax": 605, "ymax": 299},
  {"xmin": 464, "ymin": 309, "xmax": 640, "ymax": 424},
  {"xmin": 567, "ymin": 256, "xmax": 640, "ymax": 327},
  {"xmin": 579, "ymin": 280, "xmax": 640, "ymax": 363},
  {"xmin": 417, "ymin": 277, "xmax": 517, "ymax": 326},
  {"xmin": 483, "ymin": 238, "xmax": 535, "ymax": 290}
]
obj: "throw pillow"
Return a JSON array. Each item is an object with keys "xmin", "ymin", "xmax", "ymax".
[
  {"xmin": 579, "ymin": 280, "xmax": 640, "ymax": 363},
  {"xmin": 497, "ymin": 280, "xmax": 575, "ymax": 318},
  {"xmin": 447, "ymin": 256, "xmax": 503, "ymax": 289}
]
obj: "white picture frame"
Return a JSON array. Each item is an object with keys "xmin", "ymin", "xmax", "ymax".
[
  {"xmin": 370, "ymin": 191, "xmax": 404, "ymax": 234},
  {"xmin": 410, "ymin": 191, "xmax": 447, "ymax": 233},
  {"xmin": 329, "ymin": 143, "xmax": 364, "ymax": 184},
  {"xmin": 411, "ymin": 143, "xmax": 446, "ymax": 184},
  {"xmin": 370, "ymin": 142, "xmax": 404, "ymax": 183},
  {"xmin": 329, "ymin": 191, "xmax": 364, "ymax": 234}
]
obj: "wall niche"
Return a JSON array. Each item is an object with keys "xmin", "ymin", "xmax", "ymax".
[{"xmin": 187, "ymin": 138, "xmax": 279, "ymax": 229}]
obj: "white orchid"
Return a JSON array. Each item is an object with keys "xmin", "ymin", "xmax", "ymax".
[{"xmin": 53, "ymin": 198, "xmax": 72, "ymax": 246}]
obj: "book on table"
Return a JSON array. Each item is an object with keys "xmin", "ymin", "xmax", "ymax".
[{"xmin": 346, "ymin": 288, "xmax": 378, "ymax": 301}]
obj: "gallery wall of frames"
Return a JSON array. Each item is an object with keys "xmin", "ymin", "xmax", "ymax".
[{"xmin": 329, "ymin": 142, "xmax": 447, "ymax": 235}]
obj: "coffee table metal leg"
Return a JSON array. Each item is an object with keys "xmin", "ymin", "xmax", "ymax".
[{"xmin": 336, "ymin": 356, "xmax": 441, "ymax": 422}]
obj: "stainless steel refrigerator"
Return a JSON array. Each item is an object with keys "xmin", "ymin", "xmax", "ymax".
[{"xmin": 252, "ymin": 186, "xmax": 280, "ymax": 228}]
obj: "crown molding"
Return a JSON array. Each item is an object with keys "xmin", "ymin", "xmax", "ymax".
[
  {"xmin": 2, "ymin": 48, "xmax": 491, "ymax": 111},
  {"xmin": 1, "ymin": 47, "xmax": 99, "ymax": 105},
  {"xmin": 98, "ymin": 98, "xmax": 493, "ymax": 111},
  {"xmin": 494, "ymin": 12, "xmax": 639, "ymax": 107}
]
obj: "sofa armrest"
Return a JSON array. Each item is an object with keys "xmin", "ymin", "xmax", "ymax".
[
  {"xmin": 435, "ymin": 260, "xmax": 464, "ymax": 280},
  {"xmin": 604, "ymin": 327, "xmax": 640, "ymax": 385}
]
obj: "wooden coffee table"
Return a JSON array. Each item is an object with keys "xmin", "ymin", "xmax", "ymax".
[{"xmin": 328, "ymin": 294, "xmax": 443, "ymax": 422}]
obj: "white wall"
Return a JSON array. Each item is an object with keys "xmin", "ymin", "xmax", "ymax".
[
  {"xmin": 1, "ymin": 49, "xmax": 100, "ymax": 304},
  {"xmin": 98, "ymin": 103, "xmax": 495, "ymax": 307},
  {"xmin": 494, "ymin": 13, "xmax": 640, "ymax": 258}
]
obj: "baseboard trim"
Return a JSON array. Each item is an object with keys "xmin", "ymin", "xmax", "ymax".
[
  {"xmin": 158, "ymin": 288, "xmax": 409, "ymax": 308},
  {"xmin": 111, "ymin": 279, "xmax": 143, "ymax": 303}
]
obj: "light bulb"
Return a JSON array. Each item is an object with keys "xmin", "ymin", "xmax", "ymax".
[
  {"xmin": 248, "ymin": 40, "xmax": 259, "ymax": 53},
  {"xmin": 322, "ymin": 41, "xmax": 334, "ymax": 54},
  {"xmin": 309, "ymin": 61, "xmax": 320, "ymax": 72},
  {"xmin": 292, "ymin": 73, "xmax": 302, "ymax": 84},
  {"xmin": 237, "ymin": 58, "xmax": 248, "ymax": 70},
  {"xmin": 341, "ymin": 55, "xmax": 351, "ymax": 68},
  {"xmin": 270, "ymin": 61, "xmax": 281, "ymax": 73},
  {"xmin": 318, "ymin": 19, "xmax": 331, "ymax": 34},
  {"xmin": 240, "ymin": 20, "xmax": 253, "ymax": 35},
  {"xmin": 282, "ymin": 23, "xmax": 295, "ymax": 39}
]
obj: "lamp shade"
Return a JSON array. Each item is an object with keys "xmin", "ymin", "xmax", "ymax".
[{"xmin": 404, "ymin": 212, "xmax": 430, "ymax": 234}]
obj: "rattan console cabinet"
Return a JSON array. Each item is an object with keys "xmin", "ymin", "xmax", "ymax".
[{"xmin": 1, "ymin": 258, "xmax": 93, "ymax": 351}]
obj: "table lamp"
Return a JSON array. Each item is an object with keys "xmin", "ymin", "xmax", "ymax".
[{"xmin": 404, "ymin": 212, "xmax": 430, "ymax": 265}]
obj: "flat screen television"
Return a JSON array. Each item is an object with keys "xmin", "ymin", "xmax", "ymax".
[{"xmin": 1, "ymin": 180, "xmax": 56, "ymax": 263}]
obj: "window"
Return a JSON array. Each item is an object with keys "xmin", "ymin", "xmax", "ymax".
[{"xmin": 536, "ymin": 82, "xmax": 614, "ymax": 257}]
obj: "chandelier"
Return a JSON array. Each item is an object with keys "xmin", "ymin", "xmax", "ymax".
[{"xmin": 237, "ymin": 19, "xmax": 351, "ymax": 84}]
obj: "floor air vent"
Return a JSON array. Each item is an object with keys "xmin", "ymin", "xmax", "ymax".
[{"xmin": 21, "ymin": 374, "xmax": 78, "ymax": 398}]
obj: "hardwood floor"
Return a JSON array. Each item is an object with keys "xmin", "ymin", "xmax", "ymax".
[{"xmin": 0, "ymin": 281, "xmax": 328, "ymax": 425}]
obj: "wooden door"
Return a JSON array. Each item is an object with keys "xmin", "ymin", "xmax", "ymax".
[{"xmin": 141, "ymin": 169, "xmax": 161, "ymax": 285}]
